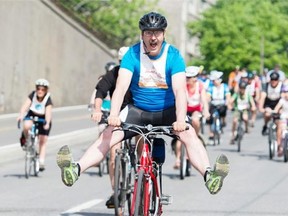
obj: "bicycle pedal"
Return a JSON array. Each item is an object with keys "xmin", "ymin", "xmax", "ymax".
[{"xmin": 160, "ymin": 194, "xmax": 172, "ymax": 205}]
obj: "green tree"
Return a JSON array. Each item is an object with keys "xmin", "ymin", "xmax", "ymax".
[
  {"xmin": 56, "ymin": 0, "xmax": 159, "ymax": 49},
  {"xmin": 187, "ymin": 0, "xmax": 288, "ymax": 75}
]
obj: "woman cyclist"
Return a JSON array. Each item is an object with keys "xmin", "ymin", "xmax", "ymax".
[
  {"xmin": 172, "ymin": 66, "xmax": 210, "ymax": 169},
  {"xmin": 17, "ymin": 79, "xmax": 53, "ymax": 171}
]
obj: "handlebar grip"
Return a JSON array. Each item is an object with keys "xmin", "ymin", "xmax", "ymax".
[{"xmin": 17, "ymin": 120, "xmax": 21, "ymax": 129}]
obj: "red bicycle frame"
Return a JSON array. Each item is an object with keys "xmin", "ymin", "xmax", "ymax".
[{"xmin": 131, "ymin": 141, "xmax": 162, "ymax": 216}]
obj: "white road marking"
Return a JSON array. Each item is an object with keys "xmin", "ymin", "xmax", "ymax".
[{"xmin": 61, "ymin": 199, "xmax": 103, "ymax": 214}]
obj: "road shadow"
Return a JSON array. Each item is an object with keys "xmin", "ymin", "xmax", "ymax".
[
  {"xmin": 61, "ymin": 212, "xmax": 113, "ymax": 216},
  {"xmin": 3, "ymin": 173, "xmax": 43, "ymax": 179}
]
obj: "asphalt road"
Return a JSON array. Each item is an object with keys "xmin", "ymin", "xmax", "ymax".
[{"xmin": 1, "ymin": 107, "xmax": 288, "ymax": 216}]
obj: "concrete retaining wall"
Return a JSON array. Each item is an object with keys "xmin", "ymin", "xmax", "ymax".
[{"xmin": 0, "ymin": 0, "xmax": 116, "ymax": 113}]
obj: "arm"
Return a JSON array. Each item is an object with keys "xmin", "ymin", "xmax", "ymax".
[
  {"xmin": 258, "ymin": 91, "xmax": 267, "ymax": 113},
  {"xmin": 17, "ymin": 98, "xmax": 31, "ymax": 121},
  {"xmin": 228, "ymin": 93, "xmax": 236, "ymax": 110},
  {"xmin": 249, "ymin": 95, "xmax": 256, "ymax": 111},
  {"xmin": 172, "ymin": 72, "xmax": 187, "ymax": 131},
  {"xmin": 44, "ymin": 104, "xmax": 52, "ymax": 130},
  {"xmin": 200, "ymin": 87, "xmax": 210, "ymax": 119},
  {"xmin": 92, "ymin": 70, "xmax": 117, "ymax": 122},
  {"xmin": 108, "ymin": 68, "xmax": 132, "ymax": 126},
  {"xmin": 273, "ymin": 100, "xmax": 282, "ymax": 113}
]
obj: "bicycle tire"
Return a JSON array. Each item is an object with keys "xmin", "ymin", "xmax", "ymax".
[
  {"xmin": 98, "ymin": 160, "xmax": 105, "ymax": 177},
  {"xmin": 114, "ymin": 153, "xmax": 126, "ymax": 215},
  {"xmin": 25, "ymin": 151, "xmax": 32, "ymax": 179},
  {"xmin": 284, "ymin": 133, "xmax": 288, "ymax": 163},
  {"xmin": 237, "ymin": 126, "xmax": 243, "ymax": 152},
  {"xmin": 268, "ymin": 125, "xmax": 275, "ymax": 160},
  {"xmin": 134, "ymin": 169, "xmax": 146, "ymax": 216},
  {"xmin": 33, "ymin": 137, "xmax": 39, "ymax": 177},
  {"xmin": 180, "ymin": 144, "xmax": 187, "ymax": 180}
]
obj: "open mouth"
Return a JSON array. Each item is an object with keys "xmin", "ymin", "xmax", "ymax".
[{"xmin": 150, "ymin": 41, "xmax": 158, "ymax": 49}]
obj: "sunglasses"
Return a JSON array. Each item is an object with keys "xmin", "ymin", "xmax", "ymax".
[{"xmin": 36, "ymin": 87, "xmax": 47, "ymax": 92}]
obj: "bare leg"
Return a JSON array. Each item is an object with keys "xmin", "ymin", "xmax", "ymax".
[
  {"xmin": 78, "ymin": 126, "xmax": 124, "ymax": 173},
  {"xmin": 178, "ymin": 125, "xmax": 210, "ymax": 176},
  {"xmin": 38, "ymin": 135, "xmax": 48, "ymax": 163}
]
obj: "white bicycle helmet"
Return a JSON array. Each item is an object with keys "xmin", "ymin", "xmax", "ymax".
[
  {"xmin": 118, "ymin": 46, "xmax": 129, "ymax": 60},
  {"xmin": 35, "ymin": 78, "xmax": 49, "ymax": 87},
  {"xmin": 209, "ymin": 70, "xmax": 223, "ymax": 81},
  {"xmin": 186, "ymin": 66, "xmax": 201, "ymax": 77}
]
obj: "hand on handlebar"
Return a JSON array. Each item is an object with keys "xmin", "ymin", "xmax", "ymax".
[
  {"xmin": 172, "ymin": 121, "xmax": 188, "ymax": 132},
  {"xmin": 91, "ymin": 111, "xmax": 103, "ymax": 123},
  {"xmin": 108, "ymin": 115, "xmax": 121, "ymax": 127}
]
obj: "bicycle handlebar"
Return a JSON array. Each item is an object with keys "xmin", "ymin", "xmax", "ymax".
[{"xmin": 18, "ymin": 116, "xmax": 46, "ymax": 129}]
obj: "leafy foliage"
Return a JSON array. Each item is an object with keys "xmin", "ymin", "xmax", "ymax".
[
  {"xmin": 55, "ymin": 0, "xmax": 159, "ymax": 49},
  {"xmin": 187, "ymin": 0, "xmax": 288, "ymax": 75}
]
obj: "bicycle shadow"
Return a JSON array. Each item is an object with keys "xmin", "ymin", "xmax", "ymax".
[
  {"xmin": 61, "ymin": 212, "xmax": 113, "ymax": 216},
  {"xmin": 162, "ymin": 172, "xmax": 196, "ymax": 180},
  {"xmin": 3, "ymin": 173, "xmax": 41, "ymax": 179}
]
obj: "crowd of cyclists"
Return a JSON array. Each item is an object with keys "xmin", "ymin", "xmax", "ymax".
[{"xmin": 15, "ymin": 11, "xmax": 287, "ymax": 214}]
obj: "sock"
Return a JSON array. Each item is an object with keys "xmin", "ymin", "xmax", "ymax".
[
  {"xmin": 77, "ymin": 163, "xmax": 81, "ymax": 176},
  {"xmin": 204, "ymin": 167, "xmax": 212, "ymax": 182}
]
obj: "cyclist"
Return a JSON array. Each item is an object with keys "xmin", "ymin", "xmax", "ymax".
[
  {"xmin": 88, "ymin": 61, "xmax": 117, "ymax": 109},
  {"xmin": 206, "ymin": 70, "xmax": 231, "ymax": 142},
  {"xmin": 90, "ymin": 46, "xmax": 131, "ymax": 208},
  {"xmin": 229, "ymin": 81, "xmax": 256, "ymax": 144},
  {"xmin": 258, "ymin": 72, "xmax": 283, "ymax": 135},
  {"xmin": 266, "ymin": 64, "xmax": 286, "ymax": 82},
  {"xmin": 198, "ymin": 69, "xmax": 212, "ymax": 91},
  {"xmin": 228, "ymin": 65, "xmax": 240, "ymax": 94},
  {"xmin": 246, "ymin": 71, "xmax": 261, "ymax": 127},
  {"xmin": 172, "ymin": 65, "xmax": 210, "ymax": 169},
  {"xmin": 17, "ymin": 79, "xmax": 52, "ymax": 171},
  {"xmin": 273, "ymin": 85, "xmax": 288, "ymax": 156},
  {"xmin": 57, "ymin": 12, "xmax": 229, "ymax": 195}
]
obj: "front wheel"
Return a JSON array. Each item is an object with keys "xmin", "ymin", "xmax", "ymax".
[
  {"xmin": 25, "ymin": 153, "xmax": 32, "ymax": 179},
  {"xmin": 268, "ymin": 126, "xmax": 276, "ymax": 160},
  {"xmin": 180, "ymin": 144, "xmax": 187, "ymax": 180},
  {"xmin": 133, "ymin": 169, "xmax": 146, "ymax": 216},
  {"xmin": 284, "ymin": 133, "xmax": 288, "ymax": 162},
  {"xmin": 237, "ymin": 125, "xmax": 244, "ymax": 152}
]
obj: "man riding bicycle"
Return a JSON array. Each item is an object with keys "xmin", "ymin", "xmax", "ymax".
[
  {"xmin": 258, "ymin": 72, "xmax": 283, "ymax": 136},
  {"xmin": 56, "ymin": 12, "xmax": 229, "ymax": 196}
]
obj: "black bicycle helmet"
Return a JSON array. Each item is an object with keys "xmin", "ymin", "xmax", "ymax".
[
  {"xmin": 239, "ymin": 81, "xmax": 247, "ymax": 89},
  {"xmin": 247, "ymin": 72, "xmax": 254, "ymax": 79},
  {"xmin": 105, "ymin": 62, "xmax": 117, "ymax": 73},
  {"xmin": 270, "ymin": 71, "xmax": 280, "ymax": 80},
  {"xmin": 139, "ymin": 12, "xmax": 167, "ymax": 31}
]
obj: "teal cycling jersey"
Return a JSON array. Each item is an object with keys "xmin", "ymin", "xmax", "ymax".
[{"xmin": 120, "ymin": 41, "xmax": 185, "ymax": 112}]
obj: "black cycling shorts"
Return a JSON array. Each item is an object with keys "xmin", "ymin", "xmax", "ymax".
[{"xmin": 120, "ymin": 105, "xmax": 177, "ymax": 140}]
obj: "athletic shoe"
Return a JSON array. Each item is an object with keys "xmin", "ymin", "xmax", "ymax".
[
  {"xmin": 39, "ymin": 164, "xmax": 45, "ymax": 172},
  {"xmin": 105, "ymin": 194, "xmax": 115, "ymax": 209},
  {"xmin": 56, "ymin": 145, "xmax": 79, "ymax": 187},
  {"xmin": 262, "ymin": 125, "xmax": 267, "ymax": 136},
  {"xmin": 205, "ymin": 154, "xmax": 229, "ymax": 195}
]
